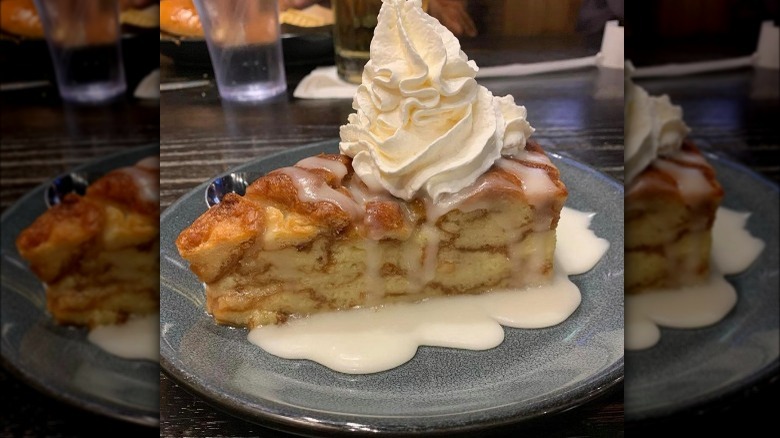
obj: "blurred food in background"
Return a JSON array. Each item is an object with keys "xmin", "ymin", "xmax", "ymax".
[
  {"xmin": 0, "ymin": 0, "xmax": 44, "ymax": 38},
  {"xmin": 159, "ymin": 0, "xmax": 202, "ymax": 36},
  {"xmin": 159, "ymin": 0, "xmax": 333, "ymax": 39},
  {"xmin": 0, "ymin": 0, "xmax": 159, "ymax": 40}
]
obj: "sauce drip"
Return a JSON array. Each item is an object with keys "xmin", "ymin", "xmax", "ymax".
[{"xmin": 87, "ymin": 313, "xmax": 160, "ymax": 362}]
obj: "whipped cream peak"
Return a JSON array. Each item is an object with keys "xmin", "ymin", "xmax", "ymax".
[
  {"xmin": 339, "ymin": 0, "xmax": 534, "ymax": 202},
  {"xmin": 624, "ymin": 62, "xmax": 690, "ymax": 184}
]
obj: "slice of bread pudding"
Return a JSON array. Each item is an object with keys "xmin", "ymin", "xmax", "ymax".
[
  {"xmin": 176, "ymin": 142, "xmax": 567, "ymax": 328},
  {"xmin": 16, "ymin": 157, "xmax": 160, "ymax": 327}
]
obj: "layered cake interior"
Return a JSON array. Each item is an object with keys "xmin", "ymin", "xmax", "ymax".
[
  {"xmin": 626, "ymin": 140, "xmax": 723, "ymax": 293},
  {"xmin": 16, "ymin": 157, "xmax": 160, "ymax": 327},
  {"xmin": 175, "ymin": 0, "xmax": 572, "ymax": 328}
]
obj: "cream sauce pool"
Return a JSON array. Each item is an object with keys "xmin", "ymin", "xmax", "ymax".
[{"xmin": 87, "ymin": 313, "xmax": 159, "ymax": 362}]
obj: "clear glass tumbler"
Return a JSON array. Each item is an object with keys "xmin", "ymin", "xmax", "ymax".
[
  {"xmin": 34, "ymin": 0, "xmax": 126, "ymax": 103},
  {"xmin": 192, "ymin": 0, "xmax": 287, "ymax": 102}
]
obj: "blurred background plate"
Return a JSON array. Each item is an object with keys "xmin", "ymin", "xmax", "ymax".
[
  {"xmin": 159, "ymin": 25, "xmax": 334, "ymax": 68},
  {"xmin": 0, "ymin": 144, "xmax": 160, "ymax": 427}
]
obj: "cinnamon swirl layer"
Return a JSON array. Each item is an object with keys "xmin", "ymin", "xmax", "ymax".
[{"xmin": 626, "ymin": 140, "xmax": 723, "ymax": 293}]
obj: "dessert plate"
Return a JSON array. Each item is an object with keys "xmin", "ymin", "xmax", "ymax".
[
  {"xmin": 160, "ymin": 140, "xmax": 624, "ymax": 435},
  {"xmin": 625, "ymin": 153, "xmax": 779, "ymax": 422},
  {"xmin": 0, "ymin": 144, "xmax": 160, "ymax": 427}
]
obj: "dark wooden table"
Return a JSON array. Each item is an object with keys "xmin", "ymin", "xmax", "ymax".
[
  {"xmin": 0, "ymin": 30, "xmax": 160, "ymax": 436},
  {"xmin": 159, "ymin": 36, "xmax": 626, "ymax": 437}
]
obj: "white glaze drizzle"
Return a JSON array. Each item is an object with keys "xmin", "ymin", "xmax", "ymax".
[
  {"xmin": 496, "ymin": 158, "xmax": 559, "ymax": 215},
  {"xmin": 296, "ymin": 156, "xmax": 349, "ymax": 181},
  {"xmin": 426, "ymin": 172, "xmax": 516, "ymax": 223},
  {"xmin": 278, "ymin": 167, "xmax": 362, "ymax": 219},
  {"xmin": 652, "ymin": 159, "xmax": 714, "ymax": 203}
]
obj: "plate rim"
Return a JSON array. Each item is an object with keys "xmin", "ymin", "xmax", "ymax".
[
  {"xmin": 624, "ymin": 150, "xmax": 780, "ymax": 422},
  {"xmin": 0, "ymin": 143, "xmax": 161, "ymax": 428},
  {"xmin": 159, "ymin": 139, "xmax": 625, "ymax": 435}
]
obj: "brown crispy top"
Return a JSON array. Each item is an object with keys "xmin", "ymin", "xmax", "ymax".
[
  {"xmin": 15, "ymin": 158, "xmax": 160, "ymax": 283},
  {"xmin": 626, "ymin": 139, "xmax": 724, "ymax": 202},
  {"xmin": 176, "ymin": 142, "xmax": 567, "ymax": 260}
]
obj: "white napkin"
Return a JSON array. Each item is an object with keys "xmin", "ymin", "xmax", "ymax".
[
  {"xmin": 596, "ymin": 20, "xmax": 624, "ymax": 69},
  {"xmin": 134, "ymin": 69, "xmax": 160, "ymax": 99},
  {"xmin": 293, "ymin": 66, "xmax": 357, "ymax": 99},
  {"xmin": 755, "ymin": 20, "xmax": 779, "ymax": 69}
]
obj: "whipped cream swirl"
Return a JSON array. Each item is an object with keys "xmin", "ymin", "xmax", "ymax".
[
  {"xmin": 339, "ymin": 0, "xmax": 534, "ymax": 202},
  {"xmin": 624, "ymin": 63, "xmax": 690, "ymax": 184}
]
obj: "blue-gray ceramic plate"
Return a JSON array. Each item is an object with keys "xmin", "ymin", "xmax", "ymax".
[
  {"xmin": 625, "ymin": 153, "xmax": 780, "ymax": 421},
  {"xmin": 160, "ymin": 140, "xmax": 624, "ymax": 435},
  {"xmin": 0, "ymin": 145, "xmax": 160, "ymax": 426}
]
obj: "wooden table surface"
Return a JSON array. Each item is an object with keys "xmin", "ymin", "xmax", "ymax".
[{"xmin": 157, "ymin": 35, "xmax": 626, "ymax": 437}]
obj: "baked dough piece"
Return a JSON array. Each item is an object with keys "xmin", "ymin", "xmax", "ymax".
[
  {"xmin": 625, "ymin": 140, "xmax": 723, "ymax": 293},
  {"xmin": 159, "ymin": 0, "xmax": 203, "ymax": 37},
  {"xmin": 176, "ymin": 142, "xmax": 567, "ymax": 328},
  {"xmin": 16, "ymin": 157, "xmax": 160, "ymax": 327},
  {"xmin": 0, "ymin": 0, "xmax": 44, "ymax": 38}
]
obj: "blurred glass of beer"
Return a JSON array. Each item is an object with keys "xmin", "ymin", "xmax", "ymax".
[{"xmin": 333, "ymin": 0, "xmax": 428, "ymax": 84}]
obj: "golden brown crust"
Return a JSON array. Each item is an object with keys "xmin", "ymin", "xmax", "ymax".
[
  {"xmin": 16, "ymin": 194, "xmax": 103, "ymax": 283},
  {"xmin": 175, "ymin": 192, "xmax": 266, "ymax": 283},
  {"xmin": 249, "ymin": 166, "xmax": 354, "ymax": 234},
  {"xmin": 0, "ymin": 0, "xmax": 44, "ymax": 38},
  {"xmin": 176, "ymin": 149, "xmax": 567, "ymax": 258},
  {"xmin": 15, "ymin": 158, "xmax": 160, "ymax": 326},
  {"xmin": 88, "ymin": 167, "xmax": 160, "ymax": 217},
  {"xmin": 159, "ymin": 0, "xmax": 203, "ymax": 37}
]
